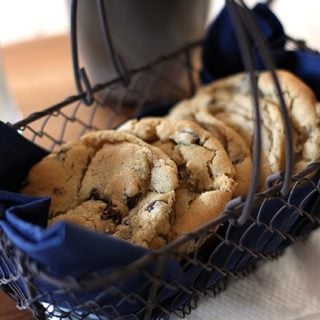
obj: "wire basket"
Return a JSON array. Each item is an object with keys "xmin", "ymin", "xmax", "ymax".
[{"xmin": 1, "ymin": 1, "xmax": 320, "ymax": 319}]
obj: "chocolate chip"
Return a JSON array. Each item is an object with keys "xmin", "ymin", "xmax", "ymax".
[
  {"xmin": 191, "ymin": 133, "xmax": 201, "ymax": 145},
  {"xmin": 178, "ymin": 164, "xmax": 189, "ymax": 180},
  {"xmin": 53, "ymin": 187, "xmax": 64, "ymax": 196},
  {"xmin": 233, "ymin": 158, "xmax": 244, "ymax": 165},
  {"xmin": 89, "ymin": 189, "xmax": 112, "ymax": 204},
  {"xmin": 100, "ymin": 203, "xmax": 121, "ymax": 224},
  {"xmin": 90, "ymin": 188, "xmax": 101, "ymax": 200},
  {"xmin": 146, "ymin": 200, "xmax": 167, "ymax": 212},
  {"xmin": 147, "ymin": 201, "xmax": 157, "ymax": 212},
  {"xmin": 126, "ymin": 192, "xmax": 142, "ymax": 210},
  {"xmin": 209, "ymin": 98, "xmax": 216, "ymax": 104},
  {"xmin": 123, "ymin": 218, "xmax": 130, "ymax": 226},
  {"xmin": 181, "ymin": 130, "xmax": 201, "ymax": 145}
]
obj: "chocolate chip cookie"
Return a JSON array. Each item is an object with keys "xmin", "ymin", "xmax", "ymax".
[
  {"xmin": 194, "ymin": 70, "xmax": 320, "ymax": 177},
  {"xmin": 181, "ymin": 72, "xmax": 286, "ymax": 188},
  {"xmin": 118, "ymin": 117, "xmax": 236, "ymax": 238},
  {"xmin": 257, "ymin": 70, "xmax": 320, "ymax": 172},
  {"xmin": 22, "ymin": 130, "xmax": 179, "ymax": 249},
  {"xmin": 168, "ymin": 100, "xmax": 252, "ymax": 197}
]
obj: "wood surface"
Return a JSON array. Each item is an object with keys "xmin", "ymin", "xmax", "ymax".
[
  {"xmin": 0, "ymin": 292, "xmax": 33, "ymax": 320},
  {"xmin": 2, "ymin": 34, "xmax": 75, "ymax": 116}
]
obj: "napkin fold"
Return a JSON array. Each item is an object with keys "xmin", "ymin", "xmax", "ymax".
[{"xmin": 201, "ymin": 3, "xmax": 320, "ymax": 100}]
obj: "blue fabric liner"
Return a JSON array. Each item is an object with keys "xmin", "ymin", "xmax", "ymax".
[
  {"xmin": 0, "ymin": 189, "xmax": 192, "ymax": 315},
  {"xmin": 0, "ymin": 122, "xmax": 48, "ymax": 192},
  {"xmin": 201, "ymin": 3, "xmax": 320, "ymax": 100},
  {"xmin": 1, "ymin": 3, "xmax": 320, "ymax": 318},
  {"xmin": 0, "ymin": 123, "xmax": 194, "ymax": 316}
]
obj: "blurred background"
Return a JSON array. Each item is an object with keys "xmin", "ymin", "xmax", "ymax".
[{"xmin": 0, "ymin": 0, "xmax": 319, "ymax": 122}]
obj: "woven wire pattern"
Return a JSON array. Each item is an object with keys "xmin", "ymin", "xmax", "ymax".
[
  {"xmin": 2, "ymin": 15, "xmax": 320, "ymax": 320},
  {"xmin": 14, "ymin": 45, "xmax": 201, "ymax": 152},
  {"xmin": 1, "ymin": 154, "xmax": 320, "ymax": 320}
]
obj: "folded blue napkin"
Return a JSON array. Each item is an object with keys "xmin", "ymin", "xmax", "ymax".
[{"xmin": 201, "ymin": 3, "xmax": 320, "ymax": 100}]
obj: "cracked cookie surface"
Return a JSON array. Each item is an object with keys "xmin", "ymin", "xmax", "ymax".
[
  {"xmin": 118, "ymin": 117, "xmax": 236, "ymax": 238},
  {"xmin": 22, "ymin": 130, "xmax": 178, "ymax": 249},
  {"xmin": 168, "ymin": 100, "xmax": 252, "ymax": 197},
  {"xmin": 195, "ymin": 70, "xmax": 320, "ymax": 178},
  {"xmin": 257, "ymin": 70, "xmax": 320, "ymax": 172},
  {"xmin": 181, "ymin": 72, "xmax": 287, "ymax": 189}
]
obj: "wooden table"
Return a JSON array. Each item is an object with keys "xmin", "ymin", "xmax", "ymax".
[
  {"xmin": 0, "ymin": 293, "xmax": 33, "ymax": 320},
  {"xmin": 1, "ymin": 34, "xmax": 75, "ymax": 320},
  {"xmin": 2, "ymin": 34, "xmax": 75, "ymax": 117}
]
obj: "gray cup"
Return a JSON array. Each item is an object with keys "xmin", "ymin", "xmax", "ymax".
[{"xmin": 76, "ymin": 0, "xmax": 210, "ymax": 104}]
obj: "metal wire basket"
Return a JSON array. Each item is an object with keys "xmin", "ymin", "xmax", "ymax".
[{"xmin": 1, "ymin": 1, "xmax": 320, "ymax": 319}]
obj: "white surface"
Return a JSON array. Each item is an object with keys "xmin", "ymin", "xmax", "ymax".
[
  {"xmin": 41, "ymin": 227, "xmax": 320, "ymax": 320},
  {"xmin": 0, "ymin": 1, "xmax": 319, "ymax": 50},
  {"xmin": 272, "ymin": 0, "xmax": 320, "ymax": 51},
  {"xmin": 178, "ymin": 228, "xmax": 320, "ymax": 320},
  {"xmin": 0, "ymin": 0, "xmax": 68, "ymax": 46}
]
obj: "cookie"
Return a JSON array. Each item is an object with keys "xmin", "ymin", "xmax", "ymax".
[
  {"xmin": 183, "ymin": 72, "xmax": 286, "ymax": 188},
  {"xmin": 118, "ymin": 117, "xmax": 236, "ymax": 238},
  {"xmin": 49, "ymin": 199, "xmax": 116, "ymax": 232},
  {"xmin": 168, "ymin": 100, "xmax": 252, "ymax": 197},
  {"xmin": 22, "ymin": 140, "xmax": 95, "ymax": 217},
  {"xmin": 196, "ymin": 70, "xmax": 320, "ymax": 176},
  {"xmin": 257, "ymin": 70, "xmax": 320, "ymax": 172},
  {"xmin": 22, "ymin": 130, "xmax": 179, "ymax": 249}
]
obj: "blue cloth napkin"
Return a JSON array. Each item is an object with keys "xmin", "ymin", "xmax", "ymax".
[
  {"xmin": 201, "ymin": 3, "xmax": 320, "ymax": 100},
  {"xmin": 0, "ymin": 122, "xmax": 196, "ymax": 316},
  {"xmin": 0, "ymin": 122, "xmax": 48, "ymax": 192}
]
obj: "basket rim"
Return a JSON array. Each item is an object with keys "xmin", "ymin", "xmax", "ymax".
[
  {"xmin": 2, "ymin": 161, "xmax": 319, "ymax": 292},
  {"xmin": 10, "ymin": 40, "xmax": 203, "ymax": 131}
]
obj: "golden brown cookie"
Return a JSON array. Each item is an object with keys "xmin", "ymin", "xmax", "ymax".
[
  {"xmin": 168, "ymin": 100, "xmax": 252, "ymax": 197},
  {"xmin": 22, "ymin": 140, "xmax": 95, "ymax": 217},
  {"xmin": 49, "ymin": 200, "xmax": 115, "ymax": 232},
  {"xmin": 22, "ymin": 130, "xmax": 179, "ymax": 249},
  {"xmin": 180, "ymin": 72, "xmax": 286, "ymax": 188},
  {"xmin": 195, "ymin": 70, "xmax": 320, "ymax": 177},
  {"xmin": 118, "ymin": 117, "xmax": 236, "ymax": 238},
  {"xmin": 257, "ymin": 70, "xmax": 320, "ymax": 172}
]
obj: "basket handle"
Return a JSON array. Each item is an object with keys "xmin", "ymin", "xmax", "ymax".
[
  {"xmin": 226, "ymin": 0, "xmax": 294, "ymax": 226},
  {"xmin": 96, "ymin": 0, "xmax": 131, "ymax": 86},
  {"xmin": 70, "ymin": 0, "xmax": 130, "ymax": 106},
  {"xmin": 70, "ymin": 0, "xmax": 94, "ymax": 105}
]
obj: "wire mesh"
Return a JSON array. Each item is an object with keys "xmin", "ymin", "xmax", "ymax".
[
  {"xmin": 1, "ymin": 161, "xmax": 320, "ymax": 319},
  {"xmin": 13, "ymin": 43, "xmax": 201, "ymax": 153},
  {"xmin": 1, "ymin": 1, "xmax": 320, "ymax": 319}
]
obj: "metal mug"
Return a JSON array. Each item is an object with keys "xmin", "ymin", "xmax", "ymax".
[{"xmin": 75, "ymin": 0, "xmax": 211, "ymax": 104}]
